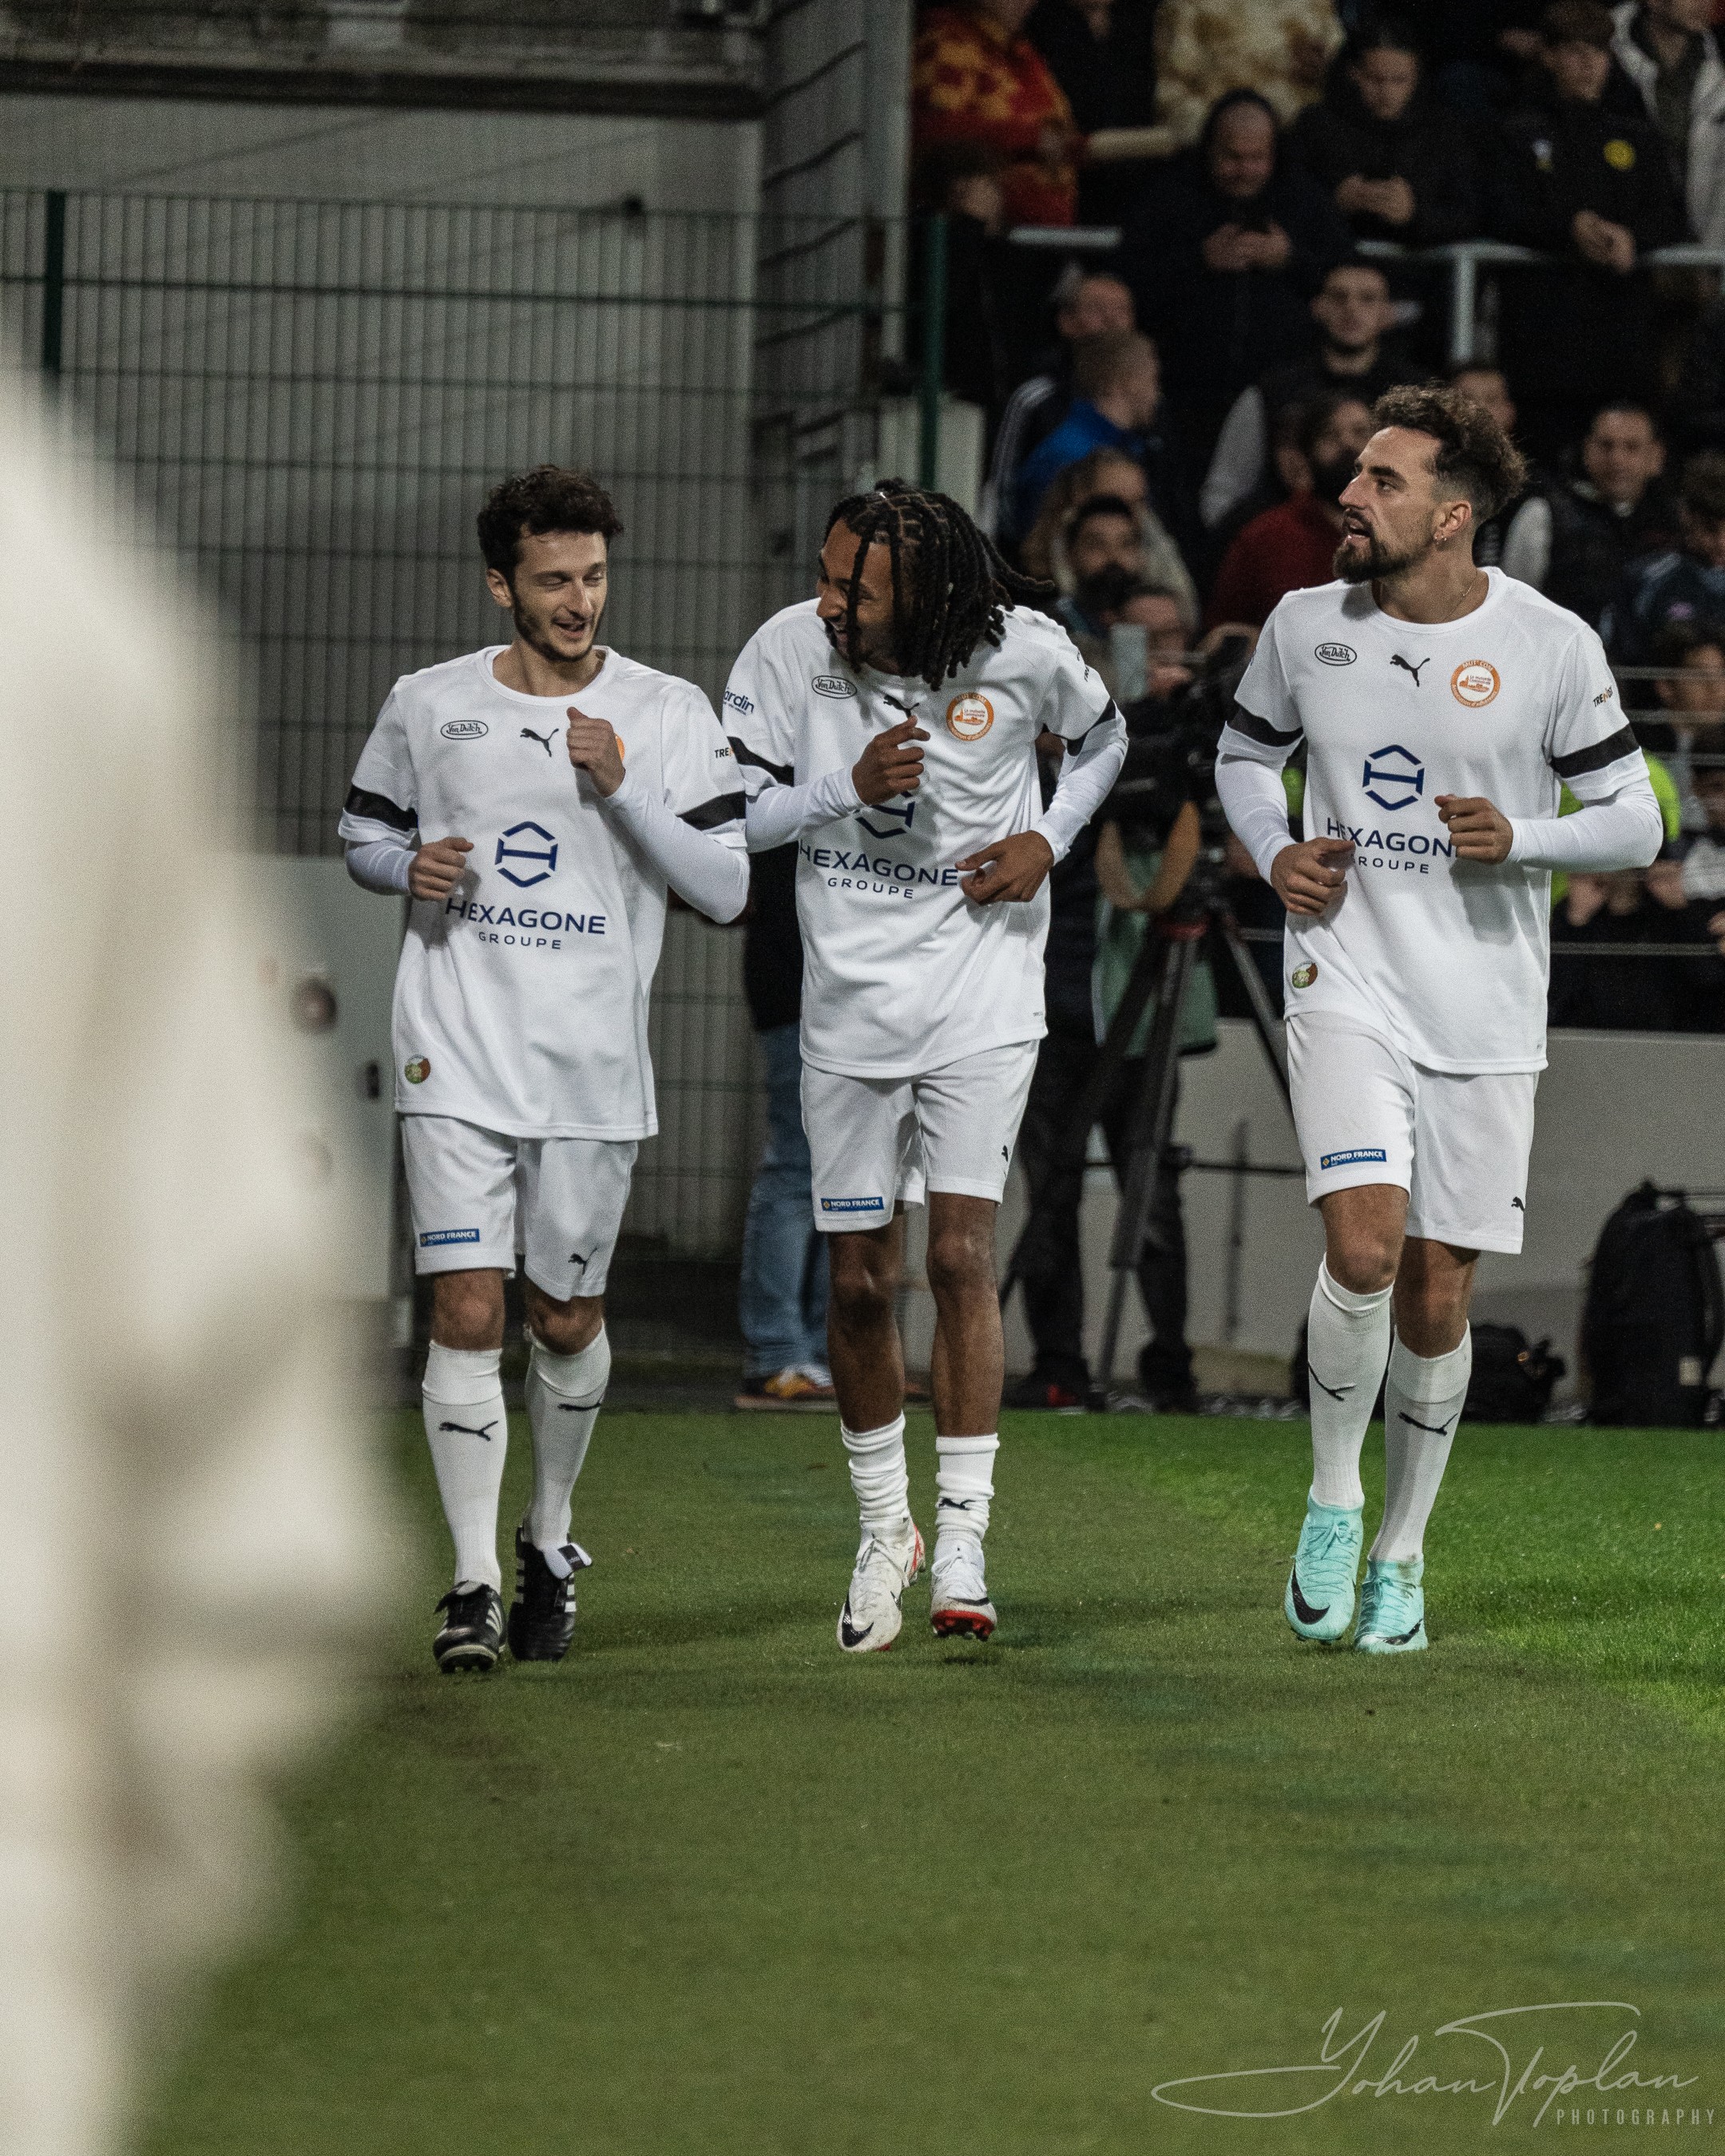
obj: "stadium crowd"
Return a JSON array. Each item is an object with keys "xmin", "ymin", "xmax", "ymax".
[{"xmin": 909, "ymin": 0, "xmax": 1725, "ymax": 1049}]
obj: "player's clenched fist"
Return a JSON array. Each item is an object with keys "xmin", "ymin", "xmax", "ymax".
[
  {"xmin": 957, "ymin": 830, "xmax": 1055, "ymax": 906},
  {"xmin": 852, "ymin": 715, "xmax": 928, "ymax": 804},
  {"xmin": 1436, "ymin": 793, "xmax": 1514, "ymax": 863},
  {"xmin": 410, "ymin": 835, "xmax": 474, "ymax": 900},
  {"xmin": 567, "ymin": 706, "xmax": 626, "ymax": 796},
  {"xmin": 1271, "ymin": 835, "xmax": 1353, "ymax": 917}
]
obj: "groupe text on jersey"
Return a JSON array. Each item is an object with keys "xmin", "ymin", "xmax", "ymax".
[
  {"xmin": 724, "ymin": 600, "xmax": 1115, "ymax": 1080},
  {"xmin": 1223, "ymin": 569, "xmax": 1650, "ymax": 1072},
  {"xmin": 339, "ymin": 644, "xmax": 746, "ymax": 1138}
]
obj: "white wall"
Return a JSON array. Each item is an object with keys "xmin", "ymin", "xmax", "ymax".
[{"xmin": 0, "ymin": 95, "xmax": 760, "ymax": 210}]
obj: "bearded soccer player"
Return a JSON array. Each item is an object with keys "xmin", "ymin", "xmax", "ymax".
[
  {"xmin": 340, "ymin": 467, "xmax": 748, "ymax": 1673},
  {"xmin": 1216, "ymin": 386, "xmax": 1661, "ymax": 1655},
  {"xmin": 725, "ymin": 480, "xmax": 1127, "ymax": 1651}
]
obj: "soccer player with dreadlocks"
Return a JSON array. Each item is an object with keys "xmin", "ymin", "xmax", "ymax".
[{"xmin": 724, "ymin": 479, "xmax": 1127, "ymax": 1651}]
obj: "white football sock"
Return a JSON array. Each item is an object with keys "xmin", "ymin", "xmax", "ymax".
[
  {"xmin": 1306, "ymin": 1261, "xmax": 1394, "ymax": 1511},
  {"xmin": 935, "ymin": 1433, "xmax": 998, "ymax": 1548},
  {"xmin": 422, "ymin": 1342, "xmax": 509, "ymax": 1591},
  {"xmin": 1372, "ymin": 1329, "xmax": 1471, "ymax": 1563},
  {"xmin": 525, "ymin": 1326, "xmax": 610, "ymax": 1574},
  {"xmin": 842, "ymin": 1416, "xmax": 910, "ymax": 1539}
]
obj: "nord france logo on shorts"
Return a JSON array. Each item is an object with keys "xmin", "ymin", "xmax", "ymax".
[
  {"xmin": 946, "ymin": 692, "xmax": 994, "ymax": 741},
  {"xmin": 1361, "ymin": 743, "xmax": 1424, "ymax": 811},
  {"xmin": 821, "ymin": 1195, "xmax": 885, "ymax": 1214}
]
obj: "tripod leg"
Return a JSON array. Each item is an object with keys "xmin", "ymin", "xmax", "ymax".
[
  {"xmin": 1217, "ymin": 910, "xmax": 1292, "ymax": 1108},
  {"xmin": 1001, "ymin": 912, "xmax": 1172, "ymax": 1306},
  {"xmin": 1096, "ymin": 935, "xmax": 1198, "ymax": 1395}
]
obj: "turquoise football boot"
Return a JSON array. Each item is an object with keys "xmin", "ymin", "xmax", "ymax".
[
  {"xmin": 1354, "ymin": 1556, "xmax": 1427, "ymax": 1654},
  {"xmin": 1283, "ymin": 1496, "xmax": 1364, "ymax": 1643}
]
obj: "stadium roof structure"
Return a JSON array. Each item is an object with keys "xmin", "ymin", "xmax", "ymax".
[{"xmin": 0, "ymin": 0, "xmax": 767, "ymax": 119}]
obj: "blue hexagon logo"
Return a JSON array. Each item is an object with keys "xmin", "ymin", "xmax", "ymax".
[
  {"xmin": 1362, "ymin": 743, "xmax": 1424, "ymax": 812},
  {"xmin": 496, "ymin": 820, "xmax": 558, "ymax": 887}
]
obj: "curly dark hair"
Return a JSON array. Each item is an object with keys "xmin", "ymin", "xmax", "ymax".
[
  {"xmin": 477, "ymin": 466, "xmax": 624, "ymax": 579},
  {"xmin": 1371, "ymin": 382, "xmax": 1529, "ymax": 524},
  {"xmin": 823, "ymin": 478, "xmax": 1052, "ymax": 684}
]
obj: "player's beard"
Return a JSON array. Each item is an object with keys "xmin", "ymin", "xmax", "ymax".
[
  {"xmin": 1333, "ymin": 524, "xmax": 1432, "ymax": 585},
  {"xmin": 512, "ymin": 589, "xmax": 602, "ymax": 666}
]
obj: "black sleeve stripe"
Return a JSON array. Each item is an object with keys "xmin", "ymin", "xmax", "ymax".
[
  {"xmin": 1065, "ymin": 697, "xmax": 1121, "ymax": 752},
  {"xmin": 1227, "ymin": 703, "xmax": 1304, "ymax": 748},
  {"xmin": 1552, "ymin": 725, "xmax": 1640, "ymax": 779},
  {"xmin": 344, "ymin": 783, "xmax": 416, "ymax": 831},
  {"xmin": 679, "ymin": 790, "xmax": 748, "ymax": 831},
  {"xmin": 728, "ymin": 736, "xmax": 794, "ymax": 786}
]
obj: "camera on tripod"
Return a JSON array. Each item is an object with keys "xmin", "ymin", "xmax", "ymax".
[{"xmin": 1104, "ymin": 629, "xmax": 1256, "ymax": 878}]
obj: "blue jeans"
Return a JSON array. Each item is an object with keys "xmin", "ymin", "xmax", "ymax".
[{"xmin": 738, "ymin": 1024, "xmax": 830, "ymax": 1377}]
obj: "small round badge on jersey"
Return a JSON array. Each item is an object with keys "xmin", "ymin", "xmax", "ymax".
[
  {"xmin": 946, "ymin": 692, "xmax": 994, "ymax": 740},
  {"xmin": 1291, "ymin": 962, "xmax": 1318, "ymax": 989},
  {"xmin": 404, "ymin": 1056, "xmax": 431, "ymax": 1084},
  {"xmin": 1451, "ymin": 660, "xmax": 1500, "ymax": 707}
]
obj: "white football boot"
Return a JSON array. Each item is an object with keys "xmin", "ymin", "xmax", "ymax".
[
  {"xmin": 836, "ymin": 1519, "xmax": 924, "ymax": 1653},
  {"xmin": 930, "ymin": 1534, "xmax": 996, "ymax": 1642}
]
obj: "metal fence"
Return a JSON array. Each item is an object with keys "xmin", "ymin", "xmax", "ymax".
[{"xmin": 0, "ymin": 186, "xmax": 904, "ymax": 1256}]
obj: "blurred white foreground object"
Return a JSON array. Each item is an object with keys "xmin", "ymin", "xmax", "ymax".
[{"xmin": 0, "ymin": 368, "xmax": 387, "ymax": 2156}]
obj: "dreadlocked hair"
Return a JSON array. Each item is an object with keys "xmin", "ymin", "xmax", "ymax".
[{"xmin": 825, "ymin": 478, "xmax": 1053, "ymax": 684}]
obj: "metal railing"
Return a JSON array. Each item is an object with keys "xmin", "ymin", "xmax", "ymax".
[
  {"xmin": 1000, "ymin": 224, "xmax": 1725, "ymax": 368},
  {"xmin": 0, "ymin": 185, "xmax": 908, "ymax": 1258}
]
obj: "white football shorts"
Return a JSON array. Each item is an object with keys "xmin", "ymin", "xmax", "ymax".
[
  {"xmin": 1287, "ymin": 1011, "xmax": 1537, "ymax": 1254},
  {"xmin": 802, "ymin": 1040, "xmax": 1039, "ymax": 1234},
  {"xmin": 402, "ymin": 1114, "xmax": 637, "ymax": 1298}
]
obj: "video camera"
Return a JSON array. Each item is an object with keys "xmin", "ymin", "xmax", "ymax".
[{"xmin": 1104, "ymin": 629, "xmax": 1255, "ymax": 852}]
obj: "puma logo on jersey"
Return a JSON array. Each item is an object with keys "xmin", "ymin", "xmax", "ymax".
[
  {"xmin": 569, "ymin": 1248, "xmax": 593, "ymax": 1270},
  {"xmin": 521, "ymin": 726, "xmax": 557, "ymax": 755},
  {"xmin": 1390, "ymin": 654, "xmax": 1430, "ymax": 686},
  {"xmin": 1511, "ymin": 1196, "xmax": 1525, "ymax": 1211},
  {"xmin": 438, "ymin": 1418, "xmax": 498, "ymax": 1442}
]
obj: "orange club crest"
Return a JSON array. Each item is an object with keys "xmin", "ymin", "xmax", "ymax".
[{"xmin": 945, "ymin": 692, "xmax": 994, "ymax": 741}]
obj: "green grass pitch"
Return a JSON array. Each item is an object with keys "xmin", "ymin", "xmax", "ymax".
[{"xmin": 141, "ymin": 1409, "xmax": 1725, "ymax": 2155}]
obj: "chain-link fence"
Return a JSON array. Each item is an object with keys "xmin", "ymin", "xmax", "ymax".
[{"xmin": 0, "ymin": 186, "xmax": 905, "ymax": 1257}]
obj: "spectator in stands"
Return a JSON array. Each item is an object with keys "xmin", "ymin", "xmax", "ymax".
[
  {"xmin": 1608, "ymin": 0, "xmax": 1725, "ymax": 246},
  {"xmin": 1678, "ymin": 754, "xmax": 1725, "ymax": 910},
  {"xmin": 1124, "ymin": 89, "xmax": 1353, "ymax": 462},
  {"xmin": 1501, "ymin": 400, "xmax": 1679, "ymax": 625},
  {"xmin": 1291, "ymin": 14, "xmax": 1487, "ymax": 246},
  {"xmin": 913, "ymin": 0, "xmax": 1082, "ymax": 228},
  {"xmin": 1495, "ymin": 1, "xmax": 1686, "ymax": 458},
  {"xmin": 1548, "ymin": 861, "xmax": 1707, "ymax": 1028},
  {"xmin": 1049, "ymin": 483, "xmax": 1202, "ymax": 637},
  {"xmin": 1605, "ymin": 448, "xmax": 1725, "ymax": 656},
  {"xmin": 1020, "ymin": 445, "xmax": 1202, "ymax": 628},
  {"xmin": 1425, "ymin": 2, "xmax": 1549, "ymax": 117},
  {"xmin": 1024, "ymin": 0, "xmax": 1160, "ymax": 219},
  {"xmin": 1445, "ymin": 363, "xmax": 1536, "ymax": 566},
  {"xmin": 1199, "ymin": 256, "xmax": 1422, "ymax": 535},
  {"xmin": 734, "ymin": 847, "xmax": 834, "ymax": 1411},
  {"xmin": 1642, "ymin": 617, "xmax": 1725, "ymax": 823},
  {"xmin": 1056, "ymin": 565, "xmax": 1199, "ymax": 692},
  {"xmin": 1013, "ymin": 328, "xmax": 1195, "ymax": 549},
  {"xmin": 1154, "ymin": 0, "xmax": 1343, "ymax": 148},
  {"xmin": 914, "ymin": 141, "xmax": 1017, "ymax": 419},
  {"xmin": 1206, "ymin": 390, "xmax": 1375, "ymax": 626},
  {"xmin": 986, "ymin": 268, "xmax": 1135, "ymax": 542}
]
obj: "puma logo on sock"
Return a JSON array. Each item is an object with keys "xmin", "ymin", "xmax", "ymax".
[{"xmin": 438, "ymin": 1418, "xmax": 497, "ymax": 1441}]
